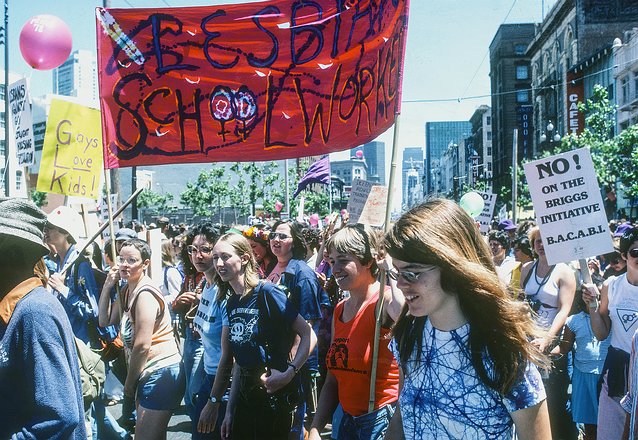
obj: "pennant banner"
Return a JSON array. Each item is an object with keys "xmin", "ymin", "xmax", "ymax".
[{"xmin": 96, "ymin": 0, "xmax": 409, "ymax": 169}]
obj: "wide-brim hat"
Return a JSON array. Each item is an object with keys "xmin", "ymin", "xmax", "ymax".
[
  {"xmin": 0, "ymin": 197, "xmax": 49, "ymax": 257},
  {"xmin": 47, "ymin": 205, "xmax": 84, "ymax": 243},
  {"xmin": 498, "ymin": 219, "xmax": 517, "ymax": 231}
]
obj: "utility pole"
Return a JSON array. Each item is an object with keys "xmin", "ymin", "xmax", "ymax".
[
  {"xmin": 103, "ymin": 0, "xmax": 122, "ymax": 213},
  {"xmin": 2, "ymin": 0, "xmax": 8, "ymax": 196}
]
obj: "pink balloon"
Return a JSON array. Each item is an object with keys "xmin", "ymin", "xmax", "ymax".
[
  {"xmin": 309, "ymin": 213, "xmax": 319, "ymax": 226},
  {"xmin": 274, "ymin": 200, "xmax": 283, "ymax": 212},
  {"xmin": 355, "ymin": 150, "xmax": 363, "ymax": 158},
  {"xmin": 20, "ymin": 15, "xmax": 73, "ymax": 71}
]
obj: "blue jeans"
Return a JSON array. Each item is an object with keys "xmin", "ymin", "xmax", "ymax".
[
  {"xmin": 290, "ymin": 367, "xmax": 317, "ymax": 439},
  {"xmin": 337, "ymin": 404, "xmax": 395, "ymax": 440},
  {"xmin": 183, "ymin": 327, "xmax": 205, "ymax": 414},
  {"xmin": 191, "ymin": 373, "xmax": 227, "ymax": 440},
  {"xmin": 91, "ymin": 397, "xmax": 130, "ymax": 439}
]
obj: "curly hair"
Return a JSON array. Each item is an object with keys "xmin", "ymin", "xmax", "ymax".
[{"xmin": 385, "ymin": 199, "xmax": 548, "ymax": 395}]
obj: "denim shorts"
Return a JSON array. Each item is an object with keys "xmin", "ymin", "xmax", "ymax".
[
  {"xmin": 137, "ymin": 363, "xmax": 185, "ymax": 411},
  {"xmin": 337, "ymin": 403, "xmax": 396, "ymax": 440}
]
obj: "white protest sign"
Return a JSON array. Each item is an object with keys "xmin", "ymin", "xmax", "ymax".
[
  {"xmin": 475, "ymin": 191, "xmax": 497, "ymax": 234},
  {"xmin": 523, "ymin": 147, "xmax": 613, "ymax": 265},
  {"xmin": 8, "ymin": 78, "xmax": 35, "ymax": 166},
  {"xmin": 498, "ymin": 204, "xmax": 507, "ymax": 222},
  {"xmin": 358, "ymin": 185, "xmax": 388, "ymax": 227},
  {"xmin": 347, "ymin": 179, "xmax": 375, "ymax": 224}
]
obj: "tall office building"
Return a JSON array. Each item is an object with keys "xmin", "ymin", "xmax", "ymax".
[
  {"xmin": 350, "ymin": 141, "xmax": 386, "ymax": 185},
  {"xmin": 402, "ymin": 146, "xmax": 423, "ymax": 209},
  {"xmin": 424, "ymin": 121, "xmax": 472, "ymax": 195},
  {"xmin": 53, "ymin": 49, "xmax": 99, "ymax": 106}
]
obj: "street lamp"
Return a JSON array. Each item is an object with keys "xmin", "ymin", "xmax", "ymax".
[{"xmin": 539, "ymin": 120, "xmax": 561, "ymax": 144}]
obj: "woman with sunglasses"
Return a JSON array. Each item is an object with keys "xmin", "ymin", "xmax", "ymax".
[
  {"xmin": 98, "ymin": 238, "xmax": 184, "ymax": 440},
  {"xmin": 519, "ymin": 227, "xmax": 577, "ymax": 440},
  {"xmin": 188, "ymin": 223, "xmax": 233, "ymax": 440},
  {"xmin": 308, "ymin": 225, "xmax": 403, "ymax": 440},
  {"xmin": 384, "ymin": 199, "xmax": 550, "ymax": 440},
  {"xmin": 215, "ymin": 233, "xmax": 316, "ymax": 440},
  {"xmin": 267, "ymin": 220, "xmax": 324, "ymax": 439},
  {"xmin": 583, "ymin": 226, "xmax": 638, "ymax": 439},
  {"xmin": 172, "ymin": 230, "xmax": 207, "ymax": 417}
]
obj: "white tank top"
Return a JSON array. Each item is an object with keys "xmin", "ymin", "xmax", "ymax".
[
  {"xmin": 608, "ymin": 274, "xmax": 638, "ymax": 353},
  {"xmin": 524, "ymin": 262, "xmax": 566, "ymax": 329}
]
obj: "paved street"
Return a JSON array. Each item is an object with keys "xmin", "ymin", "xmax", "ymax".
[{"xmin": 107, "ymin": 400, "xmax": 334, "ymax": 439}]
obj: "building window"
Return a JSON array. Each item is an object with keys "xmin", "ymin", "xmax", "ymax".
[
  {"xmin": 487, "ymin": 147, "xmax": 492, "ymax": 156},
  {"xmin": 516, "ymin": 65, "xmax": 529, "ymax": 80},
  {"xmin": 514, "ymin": 44, "xmax": 527, "ymax": 55},
  {"xmin": 486, "ymin": 132, "xmax": 492, "ymax": 141},
  {"xmin": 516, "ymin": 90, "xmax": 529, "ymax": 103},
  {"xmin": 0, "ymin": 85, "xmax": 4, "ymax": 101},
  {"xmin": 16, "ymin": 171, "xmax": 21, "ymax": 191},
  {"xmin": 0, "ymin": 140, "xmax": 4, "ymax": 156},
  {"xmin": 486, "ymin": 116, "xmax": 491, "ymax": 125},
  {"xmin": 621, "ymin": 76, "xmax": 629, "ymax": 103},
  {"xmin": 0, "ymin": 113, "xmax": 4, "ymax": 128},
  {"xmin": 487, "ymin": 163, "xmax": 492, "ymax": 172},
  {"xmin": 634, "ymin": 71, "xmax": 638, "ymax": 99}
]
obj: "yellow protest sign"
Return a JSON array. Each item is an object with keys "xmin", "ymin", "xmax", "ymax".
[{"xmin": 37, "ymin": 99, "xmax": 103, "ymax": 199}]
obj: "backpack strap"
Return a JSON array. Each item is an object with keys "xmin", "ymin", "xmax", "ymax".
[{"xmin": 521, "ymin": 261, "xmax": 537, "ymax": 290}]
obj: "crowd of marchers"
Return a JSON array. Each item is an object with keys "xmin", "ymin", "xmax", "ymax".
[{"xmin": 2, "ymin": 197, "xmax": 638, "ymax": 440}]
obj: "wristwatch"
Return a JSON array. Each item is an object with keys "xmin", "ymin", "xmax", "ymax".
[{"xmin": 209, "ymin": 395, "xmax": 220, "ymax": 404}]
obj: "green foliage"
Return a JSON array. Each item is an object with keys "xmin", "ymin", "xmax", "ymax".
[
  {"xmin": 29, "ymin": 189, "xmax": 48, "ymax": 208},
  {"xmin": 180, "ymin": 165, "xmax": 230, "ymax": 217},
  {"xmin": 511, "ymin": 84, "xmax": 638, "ymax": 210},
  {"xmin": 137, "ymin": 188, "xmax": 176, "ymax": 215}
]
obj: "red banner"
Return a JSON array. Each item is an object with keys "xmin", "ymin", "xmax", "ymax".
[{"xmin": 96, "ymin": 0, "xmax": 409, "ymax": 169}]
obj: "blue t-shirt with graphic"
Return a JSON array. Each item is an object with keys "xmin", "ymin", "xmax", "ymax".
[
  {"xmin": 389, "ymin": 319, "xmax": 546, "ymax": 439},
  {"xmin": 226, "ymin": 282, "xmax": 298, "ymax": 372},
  {"xmin": 194, "ymin": 283, "xmax": 228, "ymax": 375}
]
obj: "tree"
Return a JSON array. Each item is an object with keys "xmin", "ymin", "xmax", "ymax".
[
  {"xmin": 136, "ymin": 188, "xmax": 176, "ymax": 218},
  {"xmin": 180, "ymin": 165, "xmax": 230, "ymax": 220},
  {"xmin": 508, "ymin": 85, "xmax": 637, "ymax": 213},
  {"xmin": 29, "ymin": 189, "xmax": 47, "ymax": 208}
]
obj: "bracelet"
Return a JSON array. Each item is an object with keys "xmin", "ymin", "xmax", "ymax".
[{"xmin": 287, "ymin": 362, "xmax": 299, "ymax": 375}]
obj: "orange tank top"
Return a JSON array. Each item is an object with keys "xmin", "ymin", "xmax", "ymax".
[{"xmin": 327, "ymin": 290, "xmax": 399, "ymax": 416}]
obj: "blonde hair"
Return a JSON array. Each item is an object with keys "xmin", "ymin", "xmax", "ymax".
[
  {"xmin": 214, "ymin": 233, "xmax": 260, "ymax": 300},
  {"xmin": 386, "ymin": 199, "xmax": 548, "ymax": 394},
  {"xmin": 161, "ymin": 239, "xmax": 176, "ymax": 267}
]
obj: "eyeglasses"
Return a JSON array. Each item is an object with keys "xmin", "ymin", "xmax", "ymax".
[
  {"xmin": 187, "ymin": 245, "xmax": 214, "ymax": 256},
  {"xmin": 387, "ymin": 267, "xmax": 435, "ymax": 283},
  {"xmin": 117, "ymin": 256, "xmax": 140, "ymax": 265},
  {"xmin": 268, "ymin": 232, "xmax": 291, "ymax": 241},
  {"xmin": 628, "ymin": 249, "xmax": 638, "ymax": 259}
]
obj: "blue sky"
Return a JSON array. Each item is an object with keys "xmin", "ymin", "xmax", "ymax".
[{"xmin": 8, "ymin": 0, "xmax": 555, "ymax": 209}]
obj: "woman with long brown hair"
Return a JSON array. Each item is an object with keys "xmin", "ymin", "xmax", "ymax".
[{"xmin": 384, "ymin": 199, "xmax": 550, "ymax": 440}]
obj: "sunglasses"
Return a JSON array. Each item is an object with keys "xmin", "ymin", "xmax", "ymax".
[
  {"xmin": 387, "ymin": 267, "xmax": 435, "ymax": 283},
  {"xmin": 187, "ymin": 245, "xmax": 214, "ymax": 255},
  {"xmin": 268, "ymin": 232, "xmax": 291, "ymax": 241},
  {"xmin": 628, "ymin": 249, "xmax": 638, "ymax": 259}
]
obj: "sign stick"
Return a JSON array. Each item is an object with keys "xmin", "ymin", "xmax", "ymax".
[{"xmin": 369, "ymin": 115, "xmax": 401, "ymax": 413}]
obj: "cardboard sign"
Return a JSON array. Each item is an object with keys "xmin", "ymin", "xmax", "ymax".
[
  {"xmin": 475, "ymin": 191, "xmax": 497, "ymax": 234},
  {"xmin": 358, "ymin": 185, "xmax": 388, "ymax": 227},
  {"xmin": 37, "ymin": 99, "xmax": 104, "ymax": 199},
  {"xmin": 8, "ymin": 78, "xmax": 35, "ymax": 166},
  {"xmin": 96, "ymin": 0, "xmax": 409, "ymax": 168},
  {"xmin": 347, "ymin": 179, "xmax": 375, "ymax": 223},
  {"xmin": 523, "ymin": 147, "xmax": 614, "ymax": 265},
  {"xmin": 347, "ymin": 178, "xmax": 387, "ymax": 227}
]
